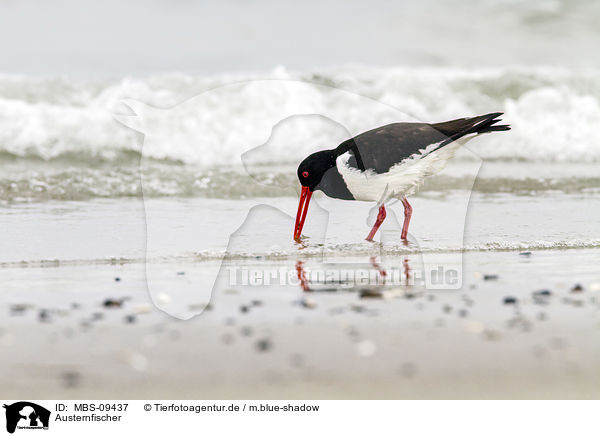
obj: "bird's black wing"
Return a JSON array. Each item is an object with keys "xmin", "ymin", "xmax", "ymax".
[{"xmin": 336, "ymin": 113, "xmax": 509, "ymax": 174}]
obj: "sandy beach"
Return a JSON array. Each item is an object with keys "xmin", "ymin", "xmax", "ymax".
[{"xmin": 2, "ymin": 245, "xmax": 599, "ymax": 399}]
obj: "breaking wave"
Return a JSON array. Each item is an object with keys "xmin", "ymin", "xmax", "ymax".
[{"xmin": 1, "ymin": 66, "xmax": 600, "ymax": 166}]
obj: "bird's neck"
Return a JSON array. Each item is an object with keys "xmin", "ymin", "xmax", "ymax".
[{"xmin": 316, "ymin": 155, "xmax": 354, "ymax": 200}]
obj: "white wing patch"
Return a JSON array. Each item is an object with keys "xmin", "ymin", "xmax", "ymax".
[{"xmin": 337, "ymin": 135, "xmax": 476, "ymax": 202}]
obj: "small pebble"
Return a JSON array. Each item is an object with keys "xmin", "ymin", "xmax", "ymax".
[
  {"xmin": 359, "ymin": 288, "xmax": 384, "ymax": 299},
  {"xmin": 176, "ymin": 271, "xmax": 185, "ymax": 276},
  {"xmin": 351, "ymin": 304, "xmax": 367, "ymax": 313},
  {"xmin": 442, "ymin": 305, "xmax": 452, "ymax": 314},
  {"xmin": 255, "ymin": 338, "xmax": 272, "ymax": 352},
  {"xmin": 299, "ymin": 298, "xmax": 317, "ymax": 309},
  {"xmin": 356, "ymin": 340, "xmax": 377, "ymax": 357},
  {"xmin": 114, "ymin": 277, "xmax": 121, "ymax": 282},
  {"xmin": 61, "ymin": 371, "xmax": 81, "ymax": 388},
  {"xmin": 240, "ymin": 326, "xmax": 253, "ymax": 337},
  {"xmin": 534, "ymin": 289, "xmax": 552, "ymax": 297},
  {"xmin": 458, "ymin": 309, "xmax": 469, "ymax": 318},
  {"xmin": 10, "ymin": 304, "xmax": 31, "ymax": 315},
  {"xmin": 484, "ymin": 274, "xmax": 499, "ymax": 281},
  {"xmin": 503, "ymin": 296, "xmax": 518, "ymax": 305},
  {"xmin": 124, "ymin": 314, "xmax": 136, "ymax": 324},
  {"xmin": 38, "ymin": 309, "xmax": 51, "ymax": 323},
  {"xmin": 482, "ymin": 329, "xmax": 502, "ymax": 341},
  {"xmin": 240, "ymin": 305, "xmax": 250, "ymax": 314},
  {"xmin": 519, "ymin": 251, "xmax": 532, "ymax": 257},
  {"xmin": 91, "ymin": 312, "xmax": 104, "ymax": 321},
  {"xmin": 251, "ymin": 300, "xmax": 263, "ymax": 307},
  {"xmin": 571, "ymin": 284, "xmax": 584, "ymax": 293},
  {"xmin": 156, "ymin": 293, "xmax": 171, "ymax": 305},
  {"xmin": 103, "ymin": 298, "xmax": 123, "ymax": 308}
]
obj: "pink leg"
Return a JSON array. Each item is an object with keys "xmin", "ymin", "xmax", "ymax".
[
  {"xmin": 365, "ymin": 205, "xmax": 386, "ymax": 241},
  {"xmin": 401, "ymin": 197, "xmax": 412, "ymax": 240}
]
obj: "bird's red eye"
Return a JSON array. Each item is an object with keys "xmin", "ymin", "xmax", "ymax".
[{"xmin": 302, "ymin": 171, "xmax": 309, "ymax": 178}]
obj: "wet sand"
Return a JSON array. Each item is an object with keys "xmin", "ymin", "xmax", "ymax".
[{"xmin": 2, "ymin": 249, "xmax": 600, "ymax": 399}]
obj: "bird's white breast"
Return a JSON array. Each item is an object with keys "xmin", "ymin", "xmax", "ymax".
[{"xmin": 336, "ymin": 135, "xmax": 475, "ymax": 202}]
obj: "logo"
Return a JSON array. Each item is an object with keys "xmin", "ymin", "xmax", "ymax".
[{"xmin": 3, "ymin": 402, "xmax": 50, "ymax": 434}]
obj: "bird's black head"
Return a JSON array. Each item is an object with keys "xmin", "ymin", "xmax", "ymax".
[{"xmin": 297, "ymin": 150, "xmax": 337, "ymax": 191}]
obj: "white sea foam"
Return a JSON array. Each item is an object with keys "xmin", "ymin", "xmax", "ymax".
[{"xmin": 1, "ymin": 66, "xmax": 600, "ymax": 166}]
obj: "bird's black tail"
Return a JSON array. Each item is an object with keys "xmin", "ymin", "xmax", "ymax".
[{"xmin": 432, "ymin": 112, "xmax": 510, "ymax": 144}]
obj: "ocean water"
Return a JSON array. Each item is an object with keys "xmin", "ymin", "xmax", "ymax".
[{"xmin": 1, "ymin": 66, "xmax": 599, "ymax": 266}]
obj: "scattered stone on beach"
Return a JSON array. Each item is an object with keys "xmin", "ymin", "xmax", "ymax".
[
  {"xmin": 482, "ymin": 329, "xmax": 502, "ymax": 341},
  {"xmin": 134, "ymin": 304, "xmax": 152, "ymax": 314},
  {"xmin": 562, "ymin": 297, "xmax": 584, "ymax": 307},
  {"xmin": 176, "ymin": 271, "xmax": 185, "ymax": 276},
  {"xmin": 255, "ymin": 338, "xmax": 272, "ymax": 352},
  {"xmin": 484, "ymin": 274, "xmax": 499, "ymax": 281},
  {"xmin": 103, "ymin": 298, "xmax": 124, "ymax": 308},
  {"xmin": 124, "ymin": 314, "xmax": 136, "ymax": 324},
  {"xmin": 503, "ymin": 296, "xmax": 518, "ymax": 305},
  {"xmin": 398, "ymin": 362, "xmax": 417, "ymax": 378},
  {"xmin": 427, "ymin": 294, "xmax": 436, "ymax": 302},
  {"xmin": 251, "ymin": 300, "xmax": 263, "ymax": 307},
  {"xmin": 91, "ymin": 312, "xmax": 104, "ymax": 321},
  {"xmin": 519, "ymin": 251, "xmax": 532, "ymax": 257},
  {"xmin": 356, "ymin": 340, "xmax": 377, "ymax": 357},
  {"xmin": 506, "ymin": 316, "xmax": 532, "ymax": 332},
  {"xmin": 156, "ymin": 293, "xmax": 171, "ymax": 305},
  {"xmin": 38, "ymin": 309, "xmax": 51, "ymax": 323},
  {"xmin": 359, "ymin": 288, "xmax": 384, "ymax": 299},
  {"xmin": 188, "ymin": 303, "xmax": 211, "ymax": 312},
  {"xmin": 71, "ymin": 302, "xmax": 81, "ymax": 310},
  {"xmin": 442, "ymin": 304, "xmax": 452, "ymax": 314},
  {"xmin": 224, "ymin": 316, "xmax": 236, "ymax": 326},
  {"xmin": 571, "ymin": 284, "xmax": 584, "ymax": 293},
  {"xmin": 533, "ymin": 290, "xmax": 552, "ymax": 305},
  {"xmin": 79, "ymin": 320, "xmax": 92, "ymax": 332},
  {"xmin": 240, "ymin": 326, "xmax": 253, "ymax": 337},
  {"xmin": 351, "ymin": 304, "xmax": 367, "ymax": 313},
  {"xmin": 458, "ymin": 309, "xmax": 469, "ymax": 318},
  {"xmin": 61, "ymin": 371, "xmax": 81, "ymax": 389},
  {"xmin": 328, "ymin": 307, "xmax": 345, "ymax": 315},
  {"xmin": 463, "ymin": 320, "xmax": 484, "ymax": 334},
  {"xmin": 240, "ymin": 305, "xmax": 250, "ymax": 314},
  {"xmin": 346, "ymin": 326, "xmax": 361, "ymax": 342},
  {"xmin": 10, "ymin": 304, "xmax": 32, "ymax": 315},
  {"xmin": 299, "ymin": 297, "xmax": 317, "ymax": 309},
  {"xmin": 114, "ymin": 277, "xmax": 121, "ymax": 282}
]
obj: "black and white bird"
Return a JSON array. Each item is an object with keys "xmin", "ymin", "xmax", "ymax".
[{"xmin": 294, "ymin": 112, "xmax": 510, "ymax": 242}]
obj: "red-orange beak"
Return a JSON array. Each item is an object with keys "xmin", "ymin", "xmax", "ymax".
[{"xmin": 294, "ymin": 186, "xmax": 312, "ymax": 241}]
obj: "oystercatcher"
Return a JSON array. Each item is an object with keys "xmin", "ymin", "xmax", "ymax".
[{"xmin": 294, "ymin": 112, "xmax": 510, "ymax": 242}]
